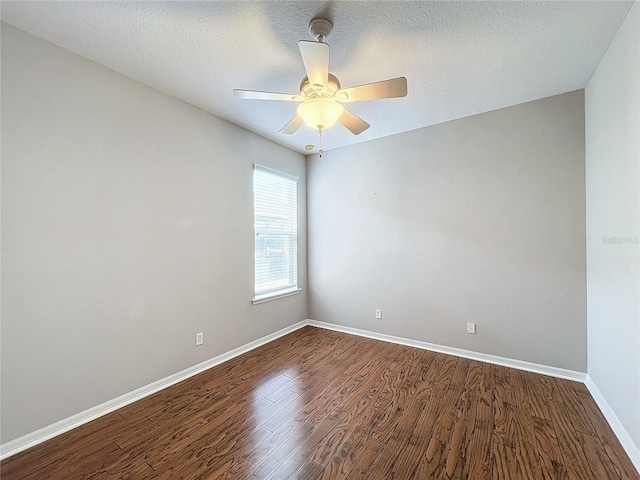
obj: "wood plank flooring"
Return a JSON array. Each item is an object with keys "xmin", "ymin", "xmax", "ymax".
[{"xmin": 2, "ymin": 326, "xmax": 638, "ymax": 479}]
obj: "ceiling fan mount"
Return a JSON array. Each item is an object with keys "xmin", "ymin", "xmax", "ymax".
[
  {"xmin": 233, "ymin": 17, "xmax": 407, "ymax": 137},
  {"xmin": 308, "ymin": 17, "xmax": 333, "ymax": 42}
]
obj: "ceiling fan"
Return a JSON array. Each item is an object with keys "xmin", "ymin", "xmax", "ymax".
[{"xmin": 234, "ymin": 18, "xmax": 407, "ymax": 136}]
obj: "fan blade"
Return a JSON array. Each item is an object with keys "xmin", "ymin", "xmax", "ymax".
[
  {"xmin": 234, "ymin": 89, "xmax": 301, "ymax": 101},
  {"xmin": 338, "ymin": 108, "xmax": 370, "ymax": 135},
  {"xmin": 337, "ymin": 77, "xmax": 407, "ymax": 102},
  {"xmin": 279, "ymin": 115, "xmax": 305, "ymax": 134},
  {"xmin": 298, "ymin": 41, "xmax": 329, "ymax": 88}
]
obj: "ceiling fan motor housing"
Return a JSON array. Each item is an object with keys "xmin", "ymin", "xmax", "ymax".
[{"xmin": 300, "ymin": 73, "xmax": 341, "ymax": 99}]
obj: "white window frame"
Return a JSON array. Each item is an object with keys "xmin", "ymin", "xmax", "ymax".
[{"xmin": 252, "ymin": 164, "xmax": 301, "ymax": 304}]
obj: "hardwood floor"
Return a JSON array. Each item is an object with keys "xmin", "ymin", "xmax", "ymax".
[{"xmin": 2, "ymin": 326, "xmax": 638, "ymax": 479}]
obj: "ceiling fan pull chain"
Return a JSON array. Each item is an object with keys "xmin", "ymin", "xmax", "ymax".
[{"xmin": 319, "ymin": 128, "xmax": 324, "ymax": 157}]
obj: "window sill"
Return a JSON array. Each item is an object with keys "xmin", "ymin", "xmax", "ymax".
[{"xmin": 252, "ymin": 288, "xmax": 302, "ymax": 305}]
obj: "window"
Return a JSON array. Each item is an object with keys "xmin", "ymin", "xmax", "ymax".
[{"xmin": 253, "ymin": 164, "xmax": 299, "ymax": 303}]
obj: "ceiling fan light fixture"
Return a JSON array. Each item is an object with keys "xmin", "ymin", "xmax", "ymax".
[{"xmin": 297, "ymin": 98, "xmax": 344, "ymax": 131}]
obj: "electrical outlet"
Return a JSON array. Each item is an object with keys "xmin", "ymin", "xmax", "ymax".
[
  {"xmin": 375, "ymin": 309, "xmax": 383, "ymax": 319},
  {"xmin": 196, "ymin": 332, "xmax": 204, "ymax": 345},
  {"xmin": 467, "ymin": 323, "xmax": 476, "ymax": 334}
]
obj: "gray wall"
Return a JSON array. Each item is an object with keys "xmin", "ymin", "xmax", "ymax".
[
  {"xmin": 586, "ymin": 1, "xmax": 640, "ymax": 451},
  {"xmin": 308, "ymin": 90, "xmax": 587, "ymax": 372},
  {"xmin": 0, "ymin": 24, "xmax": 307, "ymax": 443}
]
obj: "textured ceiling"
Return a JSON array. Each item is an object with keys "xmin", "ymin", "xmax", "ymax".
[{"xmin": 1, "ymin": 1, "xmax": 634, "ymax": 154}]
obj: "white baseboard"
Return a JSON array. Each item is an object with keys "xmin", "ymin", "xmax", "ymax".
[
  {"xmin": 308, "ymin": 320, "xmax": 586, "ymax": 382},
  {"xmin": 585, "ymin": 375, "xmax": 640, "ymax": 473},
  {"xmin": 0, "ymin": 320, "xmax": 308, "ymax": 460}
]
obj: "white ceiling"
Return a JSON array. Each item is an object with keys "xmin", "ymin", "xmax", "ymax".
[{"xmin": 1, "ymin": 1, "xmax": 634, "ymax": 154}]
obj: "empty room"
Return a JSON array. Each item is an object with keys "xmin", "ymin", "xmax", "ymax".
[{"xmin": 1, "ymin": 1, "xmax": 639, "ymax": 479}]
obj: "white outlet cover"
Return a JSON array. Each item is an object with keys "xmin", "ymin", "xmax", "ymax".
[
  {"xmin": 196, "ymin": 332, "xmax": 204, "ymax": 345},
  {"xmin": 467, "ymin": 323, "xmax": 476, "ymax": 334}
]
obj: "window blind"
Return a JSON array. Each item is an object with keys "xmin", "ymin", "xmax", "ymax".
[{"xmin": 253, "ymin": 164, "xmax": 298, "ymax": 298}]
